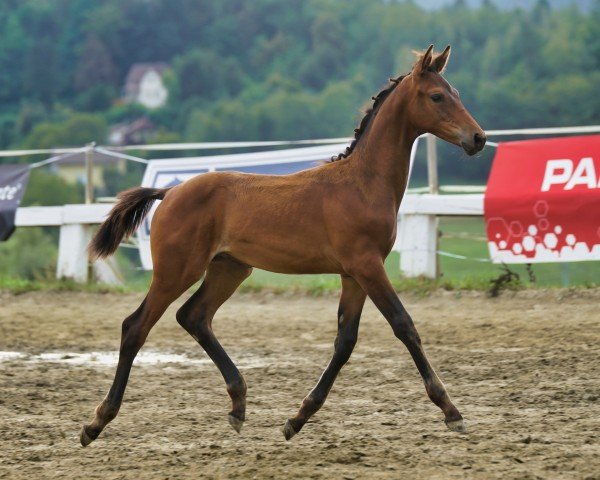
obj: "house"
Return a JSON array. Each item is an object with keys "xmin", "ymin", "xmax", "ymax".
[
  {"xmin": 108, "ymin": 117, "xmax": 156, "ymax": 146},
  {"xmin": 123, "ymin": 63, "xmax": 169, "ymax": 109}
]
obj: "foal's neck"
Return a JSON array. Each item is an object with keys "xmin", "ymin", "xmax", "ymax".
[{"xmin": 350, "ymin": 82, "xmax": 418, "ymax": 212}]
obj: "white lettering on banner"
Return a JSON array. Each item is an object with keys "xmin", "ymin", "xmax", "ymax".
[
  {"xmin": 541, "ymin": 157, "xmax": 598, "ymax": 192},
  {"xmin": 541, "ymin": 159, "xmax": 572, "ymax": 192},
  {"xmin": 0, "ymin": 183, "xmax": 21, "ymax": 201},
  {"xmin": 564, "ymin": 157, "xmax": 596, "ymax": 190}
]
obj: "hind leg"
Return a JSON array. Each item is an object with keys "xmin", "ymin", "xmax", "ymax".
[
  {"xmin": 176, "ymin": 255, "xmax": 252, "ymax": 433},
  {"xmin": 80, "ymin": 269, "xmax": 204, "ymax": 446}
]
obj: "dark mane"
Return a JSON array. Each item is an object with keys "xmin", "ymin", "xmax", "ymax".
[{"xmin": 331, "ymin": 74, "xmax": 407, "ymax": 162}]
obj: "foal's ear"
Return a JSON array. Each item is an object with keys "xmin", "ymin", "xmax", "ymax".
[
  {"xmin": 414, "ymin": 44, "xmax": 434, "ymax": 74},
  {"xmin": 432, "ymin": 45, "xmax": 451, "ymax": 73}
]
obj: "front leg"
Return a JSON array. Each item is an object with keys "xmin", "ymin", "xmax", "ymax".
[
  {"xmin": 284, "ymin": 275, "xmax": 367, "ymax": 440},
  {"xmin": 349, "ymin": 257, "xmax": 466, "ymax": 432}
]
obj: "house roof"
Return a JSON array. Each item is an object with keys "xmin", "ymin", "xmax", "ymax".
[
  {"xmin": 108, "ymin": 117, "xmax": 156, "ymax": 146},
  {"xmin": 110, "ymin": 117, "xmax": 155, "ymax": 136}
]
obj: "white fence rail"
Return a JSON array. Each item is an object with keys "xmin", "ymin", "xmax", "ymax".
[{"xmin": 15, "ymin": 195, "xmax": 484, "ymax": 282}]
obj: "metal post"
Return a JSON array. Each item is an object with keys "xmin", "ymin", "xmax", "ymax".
[
  {"xmin": 84, "ymin": 142, "xmax": 96, "ymax": 282},
  {"xmin": 85, "ymin": 142, "xmax": 95, "ymax": 204}
]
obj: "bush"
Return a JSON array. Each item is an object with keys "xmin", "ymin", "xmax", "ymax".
[
  {"xmin": 0, "ymin": 227, "xmax": 57, "ymax": 280},
  {"xmin": 22, "ymin": 169, "xmax": 83, "ymax": 206},
  {"xmin": 22, "ymin": 113, "xmax": 107, "ymax": 149}
]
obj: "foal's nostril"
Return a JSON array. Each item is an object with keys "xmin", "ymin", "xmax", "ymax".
[{"xmin": 473, "ymin": 132, "xmax": 486, "ymax": 150}]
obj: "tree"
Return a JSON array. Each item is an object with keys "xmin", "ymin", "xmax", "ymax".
[
  {"xmin": 299, "ymin": 13, "xmax": 348, "ymax": 90},
  {"xmin": 74, "ymin": 35, "xmax": 118, "ymax": 93},
  {"xmin": 172, "ymin": 49, "xmax": 244, "ymax": 101},
  {"xmin": 21, "ymin": 3, "xmax": 61, "ymax": 106},
  {"xmin": 23, "ymin": 113, "xmax": 107, "ymax": 148}
]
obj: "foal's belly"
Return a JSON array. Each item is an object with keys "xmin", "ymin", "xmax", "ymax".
[
  {"xmin": 224, "ymin": 240, "xmax": 344, "ymax": 274},
  {"xmin": 221, "ymin": 224, "xmax": 344, "ymax": 274}
]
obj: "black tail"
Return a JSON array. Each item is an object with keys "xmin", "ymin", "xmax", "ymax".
[{"xmin": 89, "ymin": 187, "xmax": 170, "ymax": 259}]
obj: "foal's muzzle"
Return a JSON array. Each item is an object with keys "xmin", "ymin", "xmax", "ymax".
[{"xmin": 461, "ymin": 131, "xmax": 487, "ymax": 156}]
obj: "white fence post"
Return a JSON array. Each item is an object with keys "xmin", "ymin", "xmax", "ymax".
[
  {"xmin": 397, "ymin": 214, "xmax": 439, "ymax": 278},
  {"xmin": 396, "ymin": 134, "xmax": 440, "ymax": 278},
  {"xmin": 56, "ymin": 223, "xmax": 92, "ymax": 282},
  {"xmin": 425, "ymin": 134, "xmax": 440, "ymax": 278}
]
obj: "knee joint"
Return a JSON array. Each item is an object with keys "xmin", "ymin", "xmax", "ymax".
[
  {"xmin": 335, "ymin": 334, "xmax": 357, "ymax": 355},
  {"xmin": 391, "ymin": 319, "xmax": 421, "ymax": 345},
  {"xmin": 121, "ymin": 314, "xmax": 138, "ymax": 335},
  {"xmin": 175, "ymin": 305, "xmax": 193, "ymax": 329},
  {"xmin": 334, "ymin": 327, "xmax": 358, "ymax": 359},
  {"xmin": 120, "ymin": 318, "xmax": 145, "ymax": 352},
  {"xmin": 176, "ymin": 305, "xmax": 210, "ymax": 337}
]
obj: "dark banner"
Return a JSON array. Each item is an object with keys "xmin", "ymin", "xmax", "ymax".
[{"xmin": 0, "ymin": 164, "xmax": 30, "ymax": 241}]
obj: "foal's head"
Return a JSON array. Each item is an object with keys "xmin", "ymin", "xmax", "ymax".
[{"xmin": 405, "ymin": 45, "xmax": 486, "ymax": 155}]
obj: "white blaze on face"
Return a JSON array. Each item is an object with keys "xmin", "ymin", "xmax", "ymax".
[
  {"xmin": 541, "ymin": 159, "xmax": 572, "ymax": 192},
  {"xmin": 564, "ymin": 157, "xmax": 596, "ymax": 190}
]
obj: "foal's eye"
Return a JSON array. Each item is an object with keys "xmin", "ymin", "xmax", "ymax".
[{"xmin": 430, "ymin": 93, "xmax": 444, "ymax": 103}]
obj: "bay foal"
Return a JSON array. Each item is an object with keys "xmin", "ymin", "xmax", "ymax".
[{"xmin": 80, "ymin": 45, "xmax": 486, "ymax": 446}]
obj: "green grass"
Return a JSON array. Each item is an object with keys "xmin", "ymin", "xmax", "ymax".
[{"xmin": 0, "ymin": 277, "xmax": 129, "ymax": 295}]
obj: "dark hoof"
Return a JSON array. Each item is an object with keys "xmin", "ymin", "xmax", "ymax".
[
  {"xmin": 283, "ymin": 419, "xmax": 298, "ymax": 441},
  {"xmin": 79, "ymin": 425, "xmax": 99, "ymax": 447},
  {"xmin": 445, "ymin": 418, "xmax": 467, "ymax": 433},
  {"xmin": 228, "ymin": 414, "xmax": 244, "ymax": 434}
]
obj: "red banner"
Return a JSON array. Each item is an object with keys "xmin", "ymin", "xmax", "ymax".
[{"xmin": 484, "ymin": 135, "xmax": 600, "ymax": 263}]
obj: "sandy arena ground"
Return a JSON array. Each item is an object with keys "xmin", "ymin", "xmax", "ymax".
[{"xmin": 0, "ymin": 288, "xmax": 599, "ymax": 479}]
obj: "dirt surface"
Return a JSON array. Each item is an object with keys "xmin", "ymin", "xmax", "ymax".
[{"xmin": 0, "ymin": 288, "xmax": 599, "ymax": 479}]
